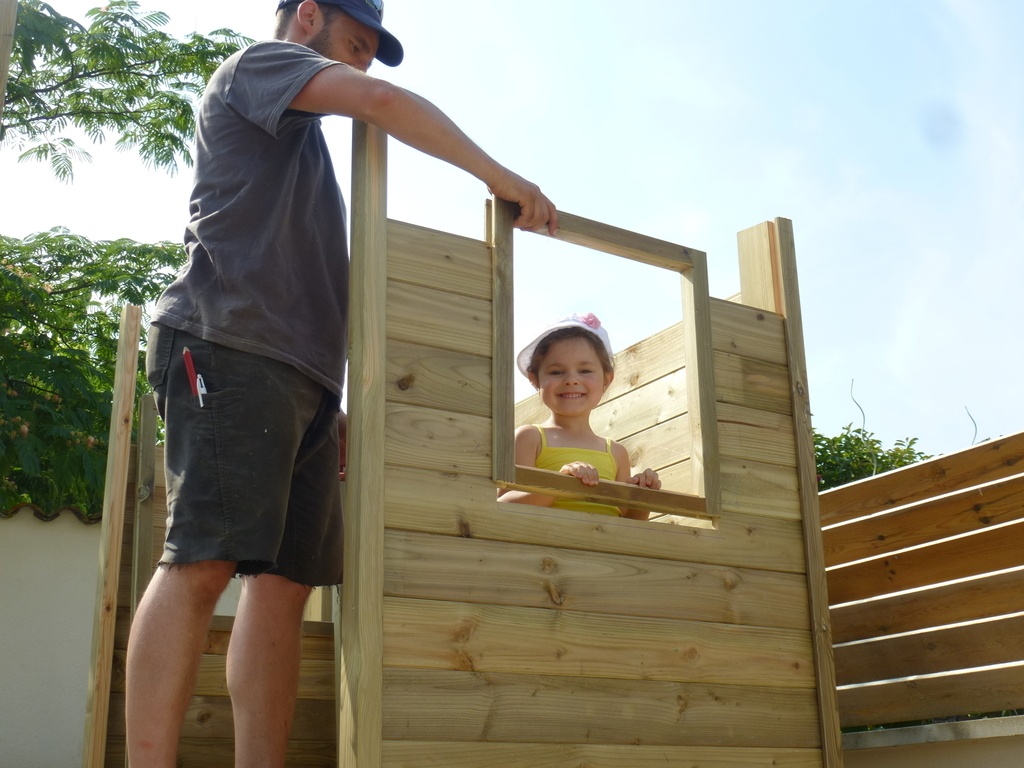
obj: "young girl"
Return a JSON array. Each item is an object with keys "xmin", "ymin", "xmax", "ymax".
[{"xmin": 499, "ymin": 312, "xmax": 661, "ymax": 520}]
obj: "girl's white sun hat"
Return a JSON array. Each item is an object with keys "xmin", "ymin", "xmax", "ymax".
[{"xmin": 516, "ymin": 312, "xmax": 613, "ymax": 377}]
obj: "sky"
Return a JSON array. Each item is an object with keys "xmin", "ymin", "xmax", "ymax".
[{"xmin": 3, "ymin": 0, "xmax": 1023, "ymax": 458}]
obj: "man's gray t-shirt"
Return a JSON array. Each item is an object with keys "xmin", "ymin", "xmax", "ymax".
[{"xmin": 153, "ymin": 41, "xmax": 349, "ymax": 395}]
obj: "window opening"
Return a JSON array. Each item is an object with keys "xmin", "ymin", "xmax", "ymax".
[{"xmin": 492, "ymin": 203, "xmax": 718, "ymax": 529}]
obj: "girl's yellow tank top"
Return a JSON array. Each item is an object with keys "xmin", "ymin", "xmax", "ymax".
[{"xmin": 534, "ymin": 426, "xmax": 620, "ymax": 516}]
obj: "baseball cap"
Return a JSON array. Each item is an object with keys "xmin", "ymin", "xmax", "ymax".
[
  {"xmin": 278, "ymin": 0, "xmax": 404, "ymax": 66},
  {"xmin": 516, "ymin": 313, "xmax": 614, "ymax": 377}
]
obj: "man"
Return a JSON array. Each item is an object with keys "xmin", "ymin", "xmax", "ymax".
[{"xmin": 125, "ymin": 2, "xmax": 557, "ymax": 765}]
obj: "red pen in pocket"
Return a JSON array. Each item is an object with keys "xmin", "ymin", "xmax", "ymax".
[{"xmin": 182, "ymin": 347, "xmax": 207, "ymax": 407}]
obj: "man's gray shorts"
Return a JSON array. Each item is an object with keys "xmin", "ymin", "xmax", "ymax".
[{"xmin": 146, "ymin": 323, "xmax": 343, "ymax": 586}]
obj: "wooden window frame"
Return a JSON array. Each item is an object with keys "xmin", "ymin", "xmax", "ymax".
[{"xmin": 489, "ymin": 199, "xmax": 720, "ymax": 525}]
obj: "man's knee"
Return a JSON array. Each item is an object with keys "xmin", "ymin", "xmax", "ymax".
[
  {"xmin": 153, "ymin": 559, "xmax": 237, "ymax": 606},
  {"xmin": 240, "ymin": 572, "xmax": 312, "ymax": 607}
]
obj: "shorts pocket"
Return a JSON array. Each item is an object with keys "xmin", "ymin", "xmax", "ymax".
[{"xmin": 145, "ymin": 323, "xmax": 175, "ymax": 391}]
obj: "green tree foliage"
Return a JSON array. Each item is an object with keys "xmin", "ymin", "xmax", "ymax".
[
  {"xmin": 814, "ymin": 424, "xmax": 931, "ymax": 491},
  {"xmin": 1, "ymin": 2, "xmax": 245, "ymax": 517},
  {"xmin": 1, "ymin": 230, "xmax": 184, "ymax": 517},
  {"xmin": 2, "ymin": 0, "xmax": 248, "ymax": 180}
]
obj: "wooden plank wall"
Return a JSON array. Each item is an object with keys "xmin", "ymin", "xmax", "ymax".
[
  {"xmin": 821, "ymin": 431, "xmax": 1024, "ymax": 729},
  {"xmin": 102, "ymin": 440, "xmax": 338, "ymax": 766},
  {"xmin": 374, "ymin": 215, "xmax": 828, "ymax": 767}
]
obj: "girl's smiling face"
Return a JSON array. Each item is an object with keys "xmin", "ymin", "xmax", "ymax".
[{"xmin": 530, "ymin": 336, "xmax": 614, "ymax": 417}]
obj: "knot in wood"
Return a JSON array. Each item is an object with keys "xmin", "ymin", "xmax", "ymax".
[
  {"xmin": 396, "ymin": 374, "xmax": 415, "ymax": 391},
  {"xmin": 450, "ymin": 619, "xmax": 477, "ymax": 644},
  {"xmin": 545, "ymin": 581, "xmax": 565, "ymax": 606}
]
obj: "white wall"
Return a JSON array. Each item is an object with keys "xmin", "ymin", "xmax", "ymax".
[
  {"xmin": 0, "ymin": 512, "xmax": 101, "ymax": 766},
  {"xmin": 0, "ymin": 508, "xmax": 246, "ymax": 765}
]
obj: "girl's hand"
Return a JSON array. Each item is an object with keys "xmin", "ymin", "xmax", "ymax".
[
  {"xmin": 629, "ymin": 468, "xmax": 662, "ymax": 490},
  {"xmin": 560, "ymin": 461, "xmax": 601, "ymax": 486}
]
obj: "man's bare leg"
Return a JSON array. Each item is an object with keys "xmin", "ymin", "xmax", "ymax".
[
  {"xmin": 126, "ymin": 560, "xmax": 236, "ymax": 768},
  {"xmin": 228, "ymin": 573, "xmax": 311, "ymax": 768}
]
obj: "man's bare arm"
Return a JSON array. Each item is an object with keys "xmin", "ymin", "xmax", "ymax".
[{"xmin": 290, "ymin": 64, "xmax": 557, "ymax": 234}]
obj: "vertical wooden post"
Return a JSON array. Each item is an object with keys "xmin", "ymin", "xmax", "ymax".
[
  {"xmin": 82, "ymin": 304, "xmax": 142, "ymax": 768},
  {"xmin": 680, "ymin": 253, "xmax": 721, "ymax": 514},
  {"xmin": 489, "ymin": 196, "xmax": 517, "ymax": 484},
  {"xmin": 304, "ymin": 585, "xmax": 334, "ymax": 622},
  {"xmin": 737, "ymin": 219, "xmax": 844, "ymax": 767},
  {"xmin": 338, "ymin": 120, "xmax": 388, "ymax": 768},
  {"xmin": 0, "ymin": 0, "xmax": 17, "ymax": 120},
  {"xmin": 130, "ymin": 394, "xmax": 158, "ymax": 619}
]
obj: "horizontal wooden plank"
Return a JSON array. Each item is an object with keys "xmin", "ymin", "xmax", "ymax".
[
  {"xmin": 387, "ymin": 219, "xmax": 491, "ymax": 300},
  {"xmin": 591, "ymin": 369, "xmax": 689, "ymax": 441},
  {"xmin": 384, "ymin": 403, "xmax": 493, "ymax": 476},
  {"xmin": 823, "ymin": 472, "xmax": 1024, "ymax": 568},
  {"xmin": 819, "ymin": 429, "xmax": 1024, "ymax": 527},
  {"xmin": 105, "ymin": 739, "xmax": 337, "ymax": 768},
  {"xmin": 202, "ymin": 617, "xmax": 334, "ymax": 659},
  {"xmin": 383, "ymin": 596, "xmax": 815, "ymax": 688},
  {"xmin": 717, "ymin": 402, "xmax": 797, "ymax": 467},
  {"xmin": 105, "ymin": 693, "xmax": 335, "ymax": 742},
  {"xmin": 194, "ymin": 654, "xmax": 335, "ymax": 700},
  {"xmin": 381, "ymin": 742, "xmax": 824, "ymax": 768},
  {"xmin": 620, "ymin": 414, "xmax": 692, "ymax": 476},
  {"xmin": 505, "ymin": 466, "xmax": 708, "ymax": 518},
  {"xmin": 830, "ymin": 566, "xmax": 1024, "ymax": 643},
  {"xmin": 714, "ymin": 350, "xmax": 793, "ymax": 415},
  {"xmin": 383, "ymin": 529, "xmax": 811, "ymax": 630},
  {"xmin": 387, "ymin": 280, "xmax": 491, "ymax": 356},
  {"xmin": 386, "ymin": 339, "xmax": 491, "ymax": 417},
  {"xmin": 709, "ymin": 298, "xmax": 788, "ymax": 365},
  {"xmin": 838, "ymin": 662, "xmax": 1024, "ymax": 729},
  {"xmin": 647, "ymin": 458, "xmax": 695, "ymax": 497},
  {"xmin": 382, "ymin": 668, "xmax": 820, "ymax": 748},
  {"xmin": 718, "ymin": 456, "xmax": 802, "ymax": 522},
  {"xmin": 109, "ymin": 650, "xmax": 335, "ymax": 700},
  {"xmin": 546, "ymin": 211, "xmax": 703, "ymax": 273},
  {"xmin": 835, "ymin": 613, "xmax": 1024, "ymax": 686},
  {"xmin": 384, "ymin": 465, "xmax": 808, "ymax": 573},
  {"xmin": 609, "ymin": 321, "xmax": 686, "ymax": 396},
  {"xmin": 826, "ymin": 518, "xmax": 1024, "ymax": 605}
]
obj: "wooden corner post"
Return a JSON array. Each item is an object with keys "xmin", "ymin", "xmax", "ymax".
[
  {"xmin": 489, "ymin": 197, "xmax": 518, "ymax": 484},
  {"xmin": 0, "ymin": 0, "xmax": 17, "ymax": 120},
  {"xmin": 737, "ymin": 219, "xmax": 844, "ymax": 767},
  {"xmin": 680, "ymin": 249, "xmax": 722, "ymax": 515},
  {"xmin": 339, "ymin": 121, "xmax": 389, "ymax": 768},
  {"xmin": 82, "ymin": 304, "xmax": 142, "ymax": 768}
]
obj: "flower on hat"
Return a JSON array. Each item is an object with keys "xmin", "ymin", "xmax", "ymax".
[{"xmin": 571, "ymin": 312, "xmax": 601, "ymax": 330}]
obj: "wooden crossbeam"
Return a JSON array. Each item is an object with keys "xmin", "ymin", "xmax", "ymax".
[{"xmin": 501, "ymin": 465, "xmax": 709, "ymax": 519}]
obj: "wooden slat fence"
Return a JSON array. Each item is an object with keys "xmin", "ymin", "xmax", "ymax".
[{"xmin": 821, "ymin": 431, "xmax": 1024, "ymax": 729}]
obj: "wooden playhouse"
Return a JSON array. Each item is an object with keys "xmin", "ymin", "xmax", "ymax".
[{"xmin": 85, "ymin": 122, "xmax": 843, "ymax": 767}]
